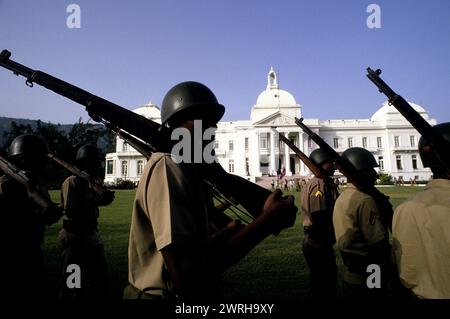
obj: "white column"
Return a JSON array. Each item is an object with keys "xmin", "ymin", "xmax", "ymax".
[
  {"xmin": 234, "ymin": 133, "xmax": 246, "ymax": 177},
  {"xmin": 270, "ymin": 131, "xmax": 276, "ymax": 176},
  {"xmin": 284, "ymin": 132, "xmax": 291, "ymax": 176},
  {"xmin": 251, "ymin": 131, "xmax": 261, "ymax": 177},
  {"xmin": 299, "ymin": 131, "xmax": 307, "ymax": 175}
]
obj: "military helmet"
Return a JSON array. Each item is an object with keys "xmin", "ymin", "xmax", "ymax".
[
  {"xmin": 76, "ymin": 144, "xmax": 100, "ymax": 162},
  {"xmin": 9, "ymin": 134, "xmax": 48, "ymax": 159},
  {"xmin": 342, "ymin": 147, "xmax": 379, "ymax": 170},
  {"xmin": 309, "ymin": 148, "xmax": 332, "ymax": 166},
  {"xmin": 418, "ymin": 122, "xmax": 450, "ymax": 168},
  {"xmin": 161, "ymin": 81, "xmax": 225, "ymax": 127}
]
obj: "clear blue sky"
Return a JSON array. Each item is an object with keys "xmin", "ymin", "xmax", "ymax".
[{"xmin": 0, "ymin": 0, "xmax": 449, "ymax": 124}]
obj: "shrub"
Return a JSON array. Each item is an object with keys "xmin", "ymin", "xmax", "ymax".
[
  {"xmin": 377, "ymin": 173, "xmax": 393, "ymax": 185},
  {"xmin": 108, "ymin": 178, "xmax": 136, "ymax": 189}
]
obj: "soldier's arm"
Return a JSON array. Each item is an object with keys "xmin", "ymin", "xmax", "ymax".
[
  {"xmin": 358, "ymin": 197, "xmax": 391, "ymax": 265},
  {"xmin": 211, "ymin": 190, "xmax": 296, "ymax": 272}
]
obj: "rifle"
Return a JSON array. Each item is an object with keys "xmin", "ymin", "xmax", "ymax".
[
  {"xmin": 0, "ymin": 155, "xmax": 62, "ymax": 223},
  {"xmin": 295, "ymin": 117, "xmax": 393, "ymax": 231},
  {"xmin": 276, "ymin": 129, "xmax": 325, "ymax": 179},
  {"xmin": 47, "ymin": 153, "xmax": 115, "ymax": 204},
  {"xmin": 0, "ymin": 50, "xmax": 273, "ymax": 229},
  {"xmin": 366, "ymin": 68, "xmax": 450, "ymax": 176},
  {"xmin": 0, "ymin": 49, "xmax": 166, "ymax": 152}
]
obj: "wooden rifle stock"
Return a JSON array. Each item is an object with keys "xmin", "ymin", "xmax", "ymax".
[
  {"xmin": 276, "ymin": 129, "xmax": 325, "ymax": 179},
  {"xmin": 47, "ymin": 153, "xmax": 114, "ymax": 200},
  {"xmin": 0, "ymin": 155, "xmax": 55, "ymax": 211}
]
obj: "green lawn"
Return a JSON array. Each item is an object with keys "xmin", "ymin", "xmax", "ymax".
[{"xmin": 44, "ymin": 186, "xmax": 422, "ymax": 300}]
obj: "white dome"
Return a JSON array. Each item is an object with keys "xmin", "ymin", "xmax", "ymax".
[
  {"xmin": 133, "ymin": 101, "xmax": 161, "ymax": 123},
  {"xmin": 255, "ymin": 88, "xmax": 297, "ymax": 107},
  {"xmin": 371, "ymin": 100, "xmax": 427, "ymax": 121}
]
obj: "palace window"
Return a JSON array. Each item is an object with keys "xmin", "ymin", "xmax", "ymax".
[
  {"xmin": 377, "ymin": 137, "xmax": 383, "ymax": 148},
  {"xmin": 410, "ymin": 135, "xmax": 416, "ymax": 147},
  {"xmin": 106, "ymin": 160, "xmax": 114, "ymax": 175},
  {"xmin": 137, "ymin": 160, "xmax": 144, "ymax": 176},
  {"xmin": 121, "ymin": 160, "xmax": 128, "ymax": 177},
  {"xmin": 333, "ymin": 137, "xmax": 339, "ymax": 149},
  {"xmin": 394, "ymin": 136, "xmax": 400, "ymax": 148},
  {"xmin": 228, "ymin": 160, "xmax": 235, "ymax": 173},
  {"xmin": 122, "ymin": 142, "xmax": 128, "ymax": 152},
  {"xmin": 260, "ymin": 135, "xmax": 268, "ymax": 149},
  {"xmin": 229, "ymin": 140, "xmax": 234, "ymax": 151},
  {"xmin": 412, "ymin": 155, "xmax": 418, "ymax": 170},
  {"xmin": 378, "ymin": 156, "xmax": 384, "ymax": 171},
  {"xmin": 396, "ymin": 155, "xmax": 403, "ymax": 170},
  {"xmin": 362, "ymin": 137, "xmax": 367, "ymax": 148},
  {"xmin": 348, "ymin": 137, "xmax": 353, "ymax": 148}
]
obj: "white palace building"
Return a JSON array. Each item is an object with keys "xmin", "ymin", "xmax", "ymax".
[{"xmin": 104, "ymin": 68, "xmax": 435, "ymax": 184}]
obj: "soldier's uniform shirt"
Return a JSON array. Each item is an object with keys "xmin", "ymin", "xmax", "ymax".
[
  {"xmin": 60, "ymin": 175, "xmax": 100, "ymax": 234},
  {"xmin": 0, "ymin": 175, "xmax": 48, "ymax": 244},
  {"xmin": 300, "ymin": 176, "xmax": 338, "ymax": 245},
  {"xmin": 333, "ymin": 183, "xmax": 388, "ymax": 284},
  {"xmin": 127, "ymin": 152, "xmax": 212, "ymax": 297},
  {"xmin": 393, "ymin": 178, "xmax": 450, "ymax": 299},
  {"xmin": 0, "ymin": 174, "xmax": 49, "ymax": 295}
]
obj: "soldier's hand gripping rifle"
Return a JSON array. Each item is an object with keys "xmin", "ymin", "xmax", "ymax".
[
  {"xmin": 366, "ymin": 68, "xmax": 450, "ymax": 177},
  {"xmin": 295, "ymin": 117, "xmax": 394, "ymax": 231},
  {"xmin": 0, "ymin": 155, "xmax": 63, "ymax": 225},
  {"xmin": 47, "ymin": 153, "xmax": 115, "ymax": 206},
  {"xmin": 0, "ymin": 50, "xmax": 276, "ymax": 231}
]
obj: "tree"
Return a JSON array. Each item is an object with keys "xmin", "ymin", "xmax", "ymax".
[
  {"xmin": 1, "ymin": 118, "xmax": 115, "ymax": 189},
  {"xmin": 2, "ymin": 121, "xmax": 33, "ymax": 149}
]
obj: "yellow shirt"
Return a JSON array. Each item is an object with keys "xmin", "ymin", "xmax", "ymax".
[
  {"xmin": 333, "ymin": 184, "xmax": 388, "ymax": 284},
  {"xmin": 127, "ymin": 153, "xmax": 210, "ymax": 295},
  {"xmin": 393, "ymin": 178, "xmax": 450, "ymax": 299}
]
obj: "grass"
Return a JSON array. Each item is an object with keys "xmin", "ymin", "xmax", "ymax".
[{"xmin": 43, "ymin": 185, "xmax": 422, "ymax": 300}]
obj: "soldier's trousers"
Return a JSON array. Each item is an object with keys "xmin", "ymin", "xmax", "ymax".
[
  {"xmin": 302, "ymin": 239, "xmax": 337, "ymax": 299},
  {"xmin": 58, "ymin": 229, "xmax": 108, "ymax": 299}
]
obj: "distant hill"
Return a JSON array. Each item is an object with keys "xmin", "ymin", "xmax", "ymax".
[
  {"xmin": 0, "ymin": 116, "xmax": 109, "ymax": 149},
  {"xmin": 0, "ymin": 116, "xmax": 73, "ymax": 136}
]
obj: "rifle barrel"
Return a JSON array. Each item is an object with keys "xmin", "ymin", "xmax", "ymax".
[{"xmin": 366, "ymin": 67, "xmax": 450, "ymax": 174}]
